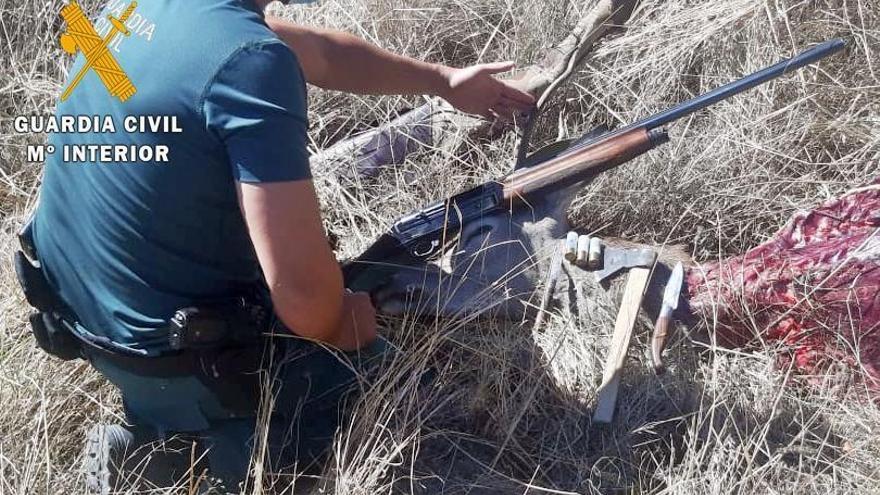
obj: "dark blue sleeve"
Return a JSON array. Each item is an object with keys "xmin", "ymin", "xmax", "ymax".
[{"xmin": 203, "ymin": 40, "xmax": 311, "ymax": 183}]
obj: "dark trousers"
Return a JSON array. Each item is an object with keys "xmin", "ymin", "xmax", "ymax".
[{"xmin": 90, "ymin": 336, "xmax": 385, "ymax": 488}]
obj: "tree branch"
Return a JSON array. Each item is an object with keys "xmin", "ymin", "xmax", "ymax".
[{"xmin": 311, "ymin": 0, "xmax": 638, "ymax": 181}]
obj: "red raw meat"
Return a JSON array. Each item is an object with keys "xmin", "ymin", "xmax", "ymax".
[{"xmin": 687, "ymin": 179, "xmax": 880, "ymax": 392}]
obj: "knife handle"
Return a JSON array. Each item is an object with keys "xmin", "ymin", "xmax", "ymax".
[{"xmin": 651, "ymin": 311, "xmax": 672, "ymax": 374}]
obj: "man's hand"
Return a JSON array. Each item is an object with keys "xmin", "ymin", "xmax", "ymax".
[
  {"xmin": 329, "ymin": 292, "xmax": 378, "ymax": 352},
  {"xmin": 438, "ymin": 62, "xmax": 536, "ymax": 121}
]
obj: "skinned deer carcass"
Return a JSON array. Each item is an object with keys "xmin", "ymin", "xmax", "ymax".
[{"xmin": 688, "ymin": 180, "xmax": 880, "ymax": 393}]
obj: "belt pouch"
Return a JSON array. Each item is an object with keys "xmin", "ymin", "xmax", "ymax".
[{"xmin": 29, "ymin": 312, "xmax": 82, "ymax": 361}]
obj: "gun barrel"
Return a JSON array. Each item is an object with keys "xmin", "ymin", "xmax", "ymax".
[{"xmin": 636, "ymin": 38, "xmax": 846, "ymax": 131}]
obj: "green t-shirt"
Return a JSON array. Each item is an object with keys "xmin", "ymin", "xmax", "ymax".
[{"xmin": 34, "ymin": 0, "xmax": 310, "ymax": 356}]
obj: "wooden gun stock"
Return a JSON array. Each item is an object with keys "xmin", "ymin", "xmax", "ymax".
[{"xmin": 501, "ymin": 127, "xmax": 668, "ymax": 201}]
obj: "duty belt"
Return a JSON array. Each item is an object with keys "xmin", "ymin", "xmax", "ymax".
[{"xmin": 14, "ymin": 217, "xmax": 269, "ymax": 371}]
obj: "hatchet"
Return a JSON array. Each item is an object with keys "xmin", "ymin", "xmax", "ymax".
[{"xmin": 592, "ymin": 247, "xmax": 657, "ymax": 424}]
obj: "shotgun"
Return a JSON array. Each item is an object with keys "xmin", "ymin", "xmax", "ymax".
[{"xmin": 343, "ymin": 38, "xmax": 846, "ymax": 292}]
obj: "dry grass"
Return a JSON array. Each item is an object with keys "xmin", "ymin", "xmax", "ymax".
[{"xmin": 2, "ymin": 0, "xmax": 880, "ymax": 493}]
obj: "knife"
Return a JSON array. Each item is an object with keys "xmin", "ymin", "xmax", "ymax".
[{"xmin": 651, "ymin": 262, "xmax": 683, "ymax": 374}]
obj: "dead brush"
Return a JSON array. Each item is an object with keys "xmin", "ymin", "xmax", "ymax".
[{"xmin": 1, "ymin": 0, "xmax": 880, "ymax": 494}]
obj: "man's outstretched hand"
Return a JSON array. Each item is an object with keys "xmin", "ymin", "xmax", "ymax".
[{"xmin": 438, "ymin": 61, "xmax": 536, "ymax": 121}]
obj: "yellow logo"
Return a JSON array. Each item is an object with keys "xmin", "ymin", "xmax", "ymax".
[{"xmin": 59, "ymin": 1, "xmax": 138, "ymax": 102}]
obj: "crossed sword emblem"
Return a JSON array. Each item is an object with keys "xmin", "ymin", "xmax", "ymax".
[{"xmin": 59, "ymin": 1, "xmax": 138, "ymax": 102}]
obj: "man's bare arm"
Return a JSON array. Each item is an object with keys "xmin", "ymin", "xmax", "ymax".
[
  {"xmin": 236, "ymin": 180, "xmax": 376, "ymax": 351},
  {"xmin": 266, "ymin": 19, "xmax": 535, "ymax": 119}
]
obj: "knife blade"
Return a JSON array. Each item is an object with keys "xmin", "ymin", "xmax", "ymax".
[{"xmin": 651, "ymin": 262, "xmax": 683, "ymax": 374}]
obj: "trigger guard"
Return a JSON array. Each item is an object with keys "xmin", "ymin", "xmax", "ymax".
[{"xmin": 411, "ymin": 239, "xmax": 440, "ymax": 258}]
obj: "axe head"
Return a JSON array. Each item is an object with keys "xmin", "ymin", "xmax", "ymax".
[
  {"xmin": 594, "ymin": 247, "xmax": 656, "ymax": 282},
  {"xmin": 60, "ymin": 33, "xmax": 78, "ymax": 54}
]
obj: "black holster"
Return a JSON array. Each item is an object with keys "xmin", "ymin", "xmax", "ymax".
[{"xmin": 14, "ymin": 222, "xmax": 83, "ymax": 361}]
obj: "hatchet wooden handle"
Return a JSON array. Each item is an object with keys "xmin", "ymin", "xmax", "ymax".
[{"xmin": 593, "ymin": 264, "xmax": 653, "ymax": 424}]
